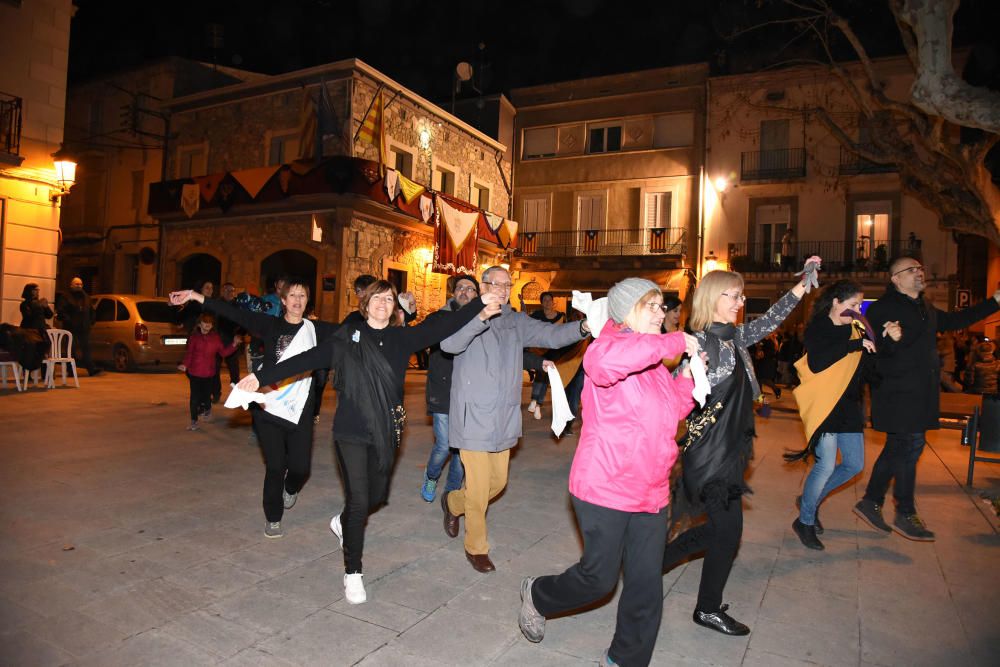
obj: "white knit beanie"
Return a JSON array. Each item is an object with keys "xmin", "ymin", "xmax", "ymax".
[{"xmin": 607, "ymin": 278, "xmax": 660, "ymax": 324}]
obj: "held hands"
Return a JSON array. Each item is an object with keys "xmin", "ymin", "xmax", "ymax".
[
  {"xmin": 236, "ymin": 373, "xmax": 260, "ymax": 392},
  {"xmin": 177, "ymin": 364, "xmax": 186, "ymax": 372},
  {"xmin": 682, "ymin": 332, "xmax": 700, "ymax": 359},
  {"xmin": 478, "ymin": 291, "xmax": 503, "ymax": 321},
  {"xmin": 793, "ymin": 255, "xmax": 822, "ymax": 295},
  {"xmin": 168, "ymin": 289, "xmax": 204, "ymax": 306},
  {"xmin": 882, "ymin": 320, "xmax": 902, "ymax": 341},
  {"xmin": 862, "ymin": 340, "xmax": 876, "ymax": 354},
  {"xmin": 541, "ymin": 360, "xmax": 556, "ymax": 372}
]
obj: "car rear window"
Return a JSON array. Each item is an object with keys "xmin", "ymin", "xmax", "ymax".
[{"xmin": 136, "ymin": 301, "xmax": 176, "ymax": 323}]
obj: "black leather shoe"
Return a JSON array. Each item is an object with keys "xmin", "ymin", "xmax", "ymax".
[
  {"xmin": 441, "ymin": 492, "xmax": 459, "ymax": 538},
  {"xmin": 795, "ymin": 495, "xmax": 823, "ymax": 534},
  {"xmin": 693, "ymin": 604, "xmax": 750, "ymax": 636},
  {"xmin": 792, "ymin": 518, "xmax": 825, "ymax": 550},
  {"xmin": 465, "ymin": 550, "xmax": 495, "ymax": 572}
]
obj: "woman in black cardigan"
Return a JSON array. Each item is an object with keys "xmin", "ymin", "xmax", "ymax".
[{"xmin": 238, "ymin": 280, "xmax": 501, "ymax": 605}]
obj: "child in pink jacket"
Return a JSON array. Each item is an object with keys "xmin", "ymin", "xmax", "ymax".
[
  {"xmin": 518, "ymin": 278, "xmax": 699, "ymax": 667},
  {"xmin": 179, "ymin": 313, "xmax": 237, "ymax": 430}
]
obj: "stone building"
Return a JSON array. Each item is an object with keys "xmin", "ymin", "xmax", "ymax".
[
  {"xmin": 508, "ymin": 64, "xmax": 708, "ymax": 313},
  {"xmin": 149, "ymin": 59, "xmax": 511, "ymax": 321},
  {"xmin": 0, "ymin": 0, "xmax": 74, "ymax": 325},
  {"xmin": 59, "ymin": 58, "xmax": 262, "ymax": 296}
]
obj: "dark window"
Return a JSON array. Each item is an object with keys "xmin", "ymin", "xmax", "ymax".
[
  {"xmin": 386, "ymin": 268, "xmax": 407, "ymax": 294},
  {"xmin": 588, "ymin": 125, "xmax": 623, "ymax": 154},
  {"xmin": 115, "ymin": 301, "xmax": 129, "ymax": 321},
  {"xmin": 94, "ymin": 299, "xmax": 115, "ymax": 322},
  {"xmin": 606, "ymin": 126, "xmax": 622, "ymax": 152},
  {"xmin": 136, "ymin": 301, "xmax": 175, "ymax": 323}
]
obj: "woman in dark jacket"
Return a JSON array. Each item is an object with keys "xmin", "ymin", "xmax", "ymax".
[
  {"xmin": 20, "ymin": 283, "xmax": 53, "ymax": 334},
  {"xmin": 237, "ymin": 281, "xmax": 500, "ymax": 606},
  {"xmin": 785, "ymin": 280, "xmax": 895, "ymax": 550},
  {"xmin": 662, "ymin": 261, "xmax": 815, "ymax": 636}
]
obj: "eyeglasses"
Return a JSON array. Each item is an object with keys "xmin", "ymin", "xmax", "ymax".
[
  {"xmin": 454, "ymin": 285, "xmax": 478, "ymax": 294},
  {"xmin": 721, "ymin": 291, "xmax": 746, "ymax": 302},
  {"xmin": 892, "ymin": 264, "xmax": 924, "ymax": 277},
  {"xmin": 482, "ymin": 280, "xmax": 513, "ymax": 290},
  {"xmin": 642, "ymin": 302, "xmax": 666, "ymax": 313}
]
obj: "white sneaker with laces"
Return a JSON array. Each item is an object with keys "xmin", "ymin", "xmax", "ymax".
[
  {"xmin": 344, "ymin": 573, "xmax": 366, "ymax": 604},
  {"xmin": 330, "ymin": 513, "xmax": 344, "ymax": 548}
]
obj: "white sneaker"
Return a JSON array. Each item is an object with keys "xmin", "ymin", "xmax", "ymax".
[
  {"xmin": 329, "ymin": 513, "xmax": 344, "ymax": 548},
  {"xmin": 343, "ymin": 573, "xmax": 366, "ymax": 604},
  {"xmin": 527, "ymin": 400, "xmax": 537, "ymax": 412}
]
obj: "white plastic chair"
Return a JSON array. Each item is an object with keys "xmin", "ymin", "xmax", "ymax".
[
  {"xmin": 0, "ymin": 359, "xmax": 24, "ymax": 391},
  {"xmin": 43, "ymin": 328, "xmax": 79, "ymax": 389}
]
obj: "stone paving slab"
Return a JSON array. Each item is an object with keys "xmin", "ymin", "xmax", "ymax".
[{"xmin": 1, "ymin": 371, "xmax": 998, "ymax": 666}]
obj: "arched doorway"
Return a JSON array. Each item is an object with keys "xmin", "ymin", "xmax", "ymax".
[
  {"xmin": 260, "ymin": 250, "xmax": 318, "ymax": 312},
  {"xmin": 180, "ymin": 253, "xmax": 221, "ymax": 292}
]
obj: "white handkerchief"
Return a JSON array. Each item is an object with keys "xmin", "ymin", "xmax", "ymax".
[
  {"xmin": 572, "ymin": 291, "xmax": 609, "ymax": 339},
  {"xmin": 547, "ymin": 365, "xmax": 574, "ymax": 437},
  {"xmin": 225, "ymin": 384, "xmax": 269, "ymax": 411},
  {"xmin": 688, "ymin": 354, "xmax": 711, "ymax": 407}
]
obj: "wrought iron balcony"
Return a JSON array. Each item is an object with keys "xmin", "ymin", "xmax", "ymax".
[
  {"xmin": 726, "ymin": 238, "xmax": 917, "ymax": 274},
  {"xmin": 838, "ymin": 145, "xmax": 898, "ymax": 175},
  {"xmin": 0, "ymin": 92, "xmax": 23, "ymax": 159},
  {"xmin": 516, "ymin": 227, "xmax": 686, "ymax": 258},
  {"xmin": 740, "ymin": 147, "xmax": 806, "ymax": 181}
]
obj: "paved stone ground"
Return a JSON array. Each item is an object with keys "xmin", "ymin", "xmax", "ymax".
[{"xmin": 0, "ymin": 370, "xmax": 998, "ymax": 666}]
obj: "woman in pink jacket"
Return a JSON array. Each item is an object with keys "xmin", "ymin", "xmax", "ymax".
[
  {"xmin": 518, "ymin": 278, "xmax": 699, "ymax": 667},
  {"xmin": 178, "ymin": 312, "xmax": 237, "ymax": 430}
]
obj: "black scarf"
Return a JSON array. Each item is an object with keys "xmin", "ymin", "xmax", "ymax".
[
  {"xmin": 330, "ymin": 325, "xmax": 406, "ymax": 474},
  {"xmin": 706, "ymin": 322, "xmax": 761, "ymax": 399}
]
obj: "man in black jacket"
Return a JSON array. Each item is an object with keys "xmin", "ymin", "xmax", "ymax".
[
  {"xmin": 419, "ymin": 274, "xmax": 479, "ymax": 502},
  {"xmin": 855, "ymin": 256, "xmax": 1000, "ymax": 541},
  {"xmin": 55, "ymin": 277, "xmax": 100, "ymax": 376}
]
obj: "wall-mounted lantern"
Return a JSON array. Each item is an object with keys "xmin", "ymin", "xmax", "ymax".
[{"xmin": 50, "ymin": 143, "xmax": 77, "ymax": 201}]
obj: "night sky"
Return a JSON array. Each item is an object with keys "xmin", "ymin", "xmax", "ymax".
[{"xmin": 69, "ymin": 0, "xmax": 999, "ymax": 101}]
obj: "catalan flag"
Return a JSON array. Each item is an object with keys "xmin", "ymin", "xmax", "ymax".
[{"xmin": 357, "ymin": 89, "xmax": 385, "ymax": 171}]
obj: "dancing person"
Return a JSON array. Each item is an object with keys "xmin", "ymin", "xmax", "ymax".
[
  {"xmin": 855, "ymin": 256, "xmax": 1000, "ymax": 540},
  {"xmin": 440, "ymin": 266, "xmax": 589, "ymax": 573},
  {"xmin": 662, "ymin": 260, "xmax": 818, "ymax": 636},
  {"xmin": 178, "ymin": 312, "xmax": 238, "ymax": 430},
  {"xmin": 518, "ymin": 278, "xmax": 699, "ymax": 667},
  {"xmin": 55, "ymin": 276, "xmax": 101, "ymax": 376},
  {"xmin": 170, "ymin": 280, "xmax": 337, "ymax": 539},
  {"xmin": 785, "ymin": 280, "xmax": 896, "ymax": 550},
  {"xmin": 526, "ymin": 292, "xmax": 565, "ymax": 420},
  {"xmin": 238, "ymin": 281, "xmax": 501, "ymax": 604},
  {"xmin": 420, "ymin": 274, "xmax": 479, "ymax": 502}
]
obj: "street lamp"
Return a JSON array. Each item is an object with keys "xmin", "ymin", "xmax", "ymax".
[
  {"xmin": 703, "ymin": 250, "xmax": 719, "ymax": 275},
  {"xmin": 50, "ymin": 143, "xmax": 77, "ymax": 201}
]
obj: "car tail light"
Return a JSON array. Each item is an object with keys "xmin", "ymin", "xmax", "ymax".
[{"xmin": 134, "ymin": 322, "xmax": 148, "ymax": 343}]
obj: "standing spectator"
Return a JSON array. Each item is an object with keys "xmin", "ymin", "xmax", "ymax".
[
  {"xmin": 439, "ymin": 266, "xmax": 589, "ymax": 573},
  {"xmin": 963, "ymin": 340, "xmax": 1000, "ymax": 395},
  {"xmin": 938, "ymin": 332, "xmax": 962, "ymax": 392},
  {"xmin": 518, "ymin": 278, "xmax": 699, "ymax": 666},
  {"xmin": 527, "ymin": 292, "xmax": 566, "ymax": 420},
  {"xmin": 178, "ymin": 313, "xmax": 238, "ymax": 430},
  {"xmin": 855, "ymin": 256, "xmax": 1000, "ymax": 541},
  {"xmin": 753, "ymin": 333, "xmax": 781, "ymax": 398},
  {"xmin": 212, "ymin": 282, "xmax": 241, "ymax": 402},
  {"xmin": 178, "ymin": 280, "xmax": 214, "ymax": 333},
  {"xmin": 780, "ymin": 228, "xmax": 796, "ymax": 272},
  {"xmin": 420, "ymin": 274, "xmax": 479, "ymax": 502},
  {"xmin": 778, "ymin": 328, "xmax": 804, "ymax": 386},
  {"xmin": 662, "ymin": 260, "xmax": 816, "ymax": 636},
  {"xmin": 55, "ymin": 276, "xmax": 101, "ymax": 376}
]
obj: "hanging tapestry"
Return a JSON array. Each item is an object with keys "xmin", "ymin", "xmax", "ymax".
[
  {"xmin": 398, "ymin": 173, "xmax": 426, "ymax": 204},
  {"xmin": 433, "ymin": 195, "xmax": 479, "ymax": 274},
  {"xmin": 181, "ymin": 183, "xmax": 200, "ymax": 219},
  {"xmin": 231, "ymin": 165, "xmax": 280, "ymax": 199}
]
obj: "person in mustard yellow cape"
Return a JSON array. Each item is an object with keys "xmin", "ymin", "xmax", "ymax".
[{"xmin": 785, "ymin": 280, "xmax": 898, "ymax": 550}]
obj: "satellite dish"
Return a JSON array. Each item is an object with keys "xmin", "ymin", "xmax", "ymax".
[{"xmin": 455, "ymin": 62, "xmax": 473, "ymax": 82}]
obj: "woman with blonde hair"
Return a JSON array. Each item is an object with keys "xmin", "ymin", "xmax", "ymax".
[{"xmin": 662, "ymin": 259, "xmax": 819, "ymax": 636}]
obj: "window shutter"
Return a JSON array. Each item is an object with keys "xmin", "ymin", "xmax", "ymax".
[{"xmin": 522, "ymin": 127, "xmax": 557, "ymax": 158}]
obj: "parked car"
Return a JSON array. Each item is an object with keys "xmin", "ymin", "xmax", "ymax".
[{"xmin": 89, "ymin": 294, "xmax": 188, "ymax": 371}]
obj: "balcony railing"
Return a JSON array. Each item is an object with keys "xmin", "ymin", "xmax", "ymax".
[
  {"xmin": 839, "ymin": 145, "xmax": 898, "ymax": 175},
  {"xmin": 517, "ymin": 227, "xmax": 686, "ymax": 258},
  {"xmin": 726, "ymin": 239, "xmax": 918, "ymax": 273},
  {"xmin": 0, "ymin": 92, "xmax": 23, "ymax": 157},
  {"xmin": 740, "ymin": 148, "xmax": 806, "ymax": 181}
]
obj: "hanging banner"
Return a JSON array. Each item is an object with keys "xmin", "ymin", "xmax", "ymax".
[
  {"xmin": 433, "ymin": 195, "xmax": 478, "ymax": 274},
  {"xmin": 483, "ymin": 211, "xmax": 503, "ymax": 232},
  {"xmin": 194, "ymin": 173, "xmax": 225, "ymax": 203},
  {"xmin": 384, "ymin": 168, "xmax": 401, "ymax": 201},
  {"xmin": 438, "ymin": 196, "xmax": 479, "ymax": 253},
  {"xmin": 180, "ymin": 183, "xmax": 200, "ymax": 219},
  {"xmin": 231, "ymin": 165, "xmax": 280, "ymax": 200},
  {"xmin": 398, "ymin": 173, "xmax": 426, "ymax": 204},
  {"xmin": 357, "ymin": 89, "xmax": 385, "ymax": 171},
  {"xmin": 419, "ymin": 194, "xmax": 434, "ymax": 222}
]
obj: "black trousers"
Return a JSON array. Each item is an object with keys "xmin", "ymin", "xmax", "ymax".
[
  {"xmin": 254, "ymin": 413, "xmax": 314, "ymax": 522},
  {"xmin": 662, "ymin": 482, "xmax": 743, "ymax": 614},
  {"xmin": 863, "ymin": 432, "xmax": 925, "ymax": 515},
  {"xmin": 311, "ymin": 369, "xmax": 329, "ymax": 418},
  {"xmin": 334, "ymin": 439, "xmax": 390, "ymax": 574},
  {"xmin": 533, "ymin": 496, "xmax": 668, "ymax": 667},
  {"xmin": 71, "ymin": 327, "xmax": 96, "ymax": 373},
  {"xmin": 186, "ymin": 373, "xmax": 213, "ymax": 421}
]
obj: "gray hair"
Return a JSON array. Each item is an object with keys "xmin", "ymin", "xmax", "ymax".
[{"xmin": 481, "ymin": 265, "xmax": 508, "ymax": 283}]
